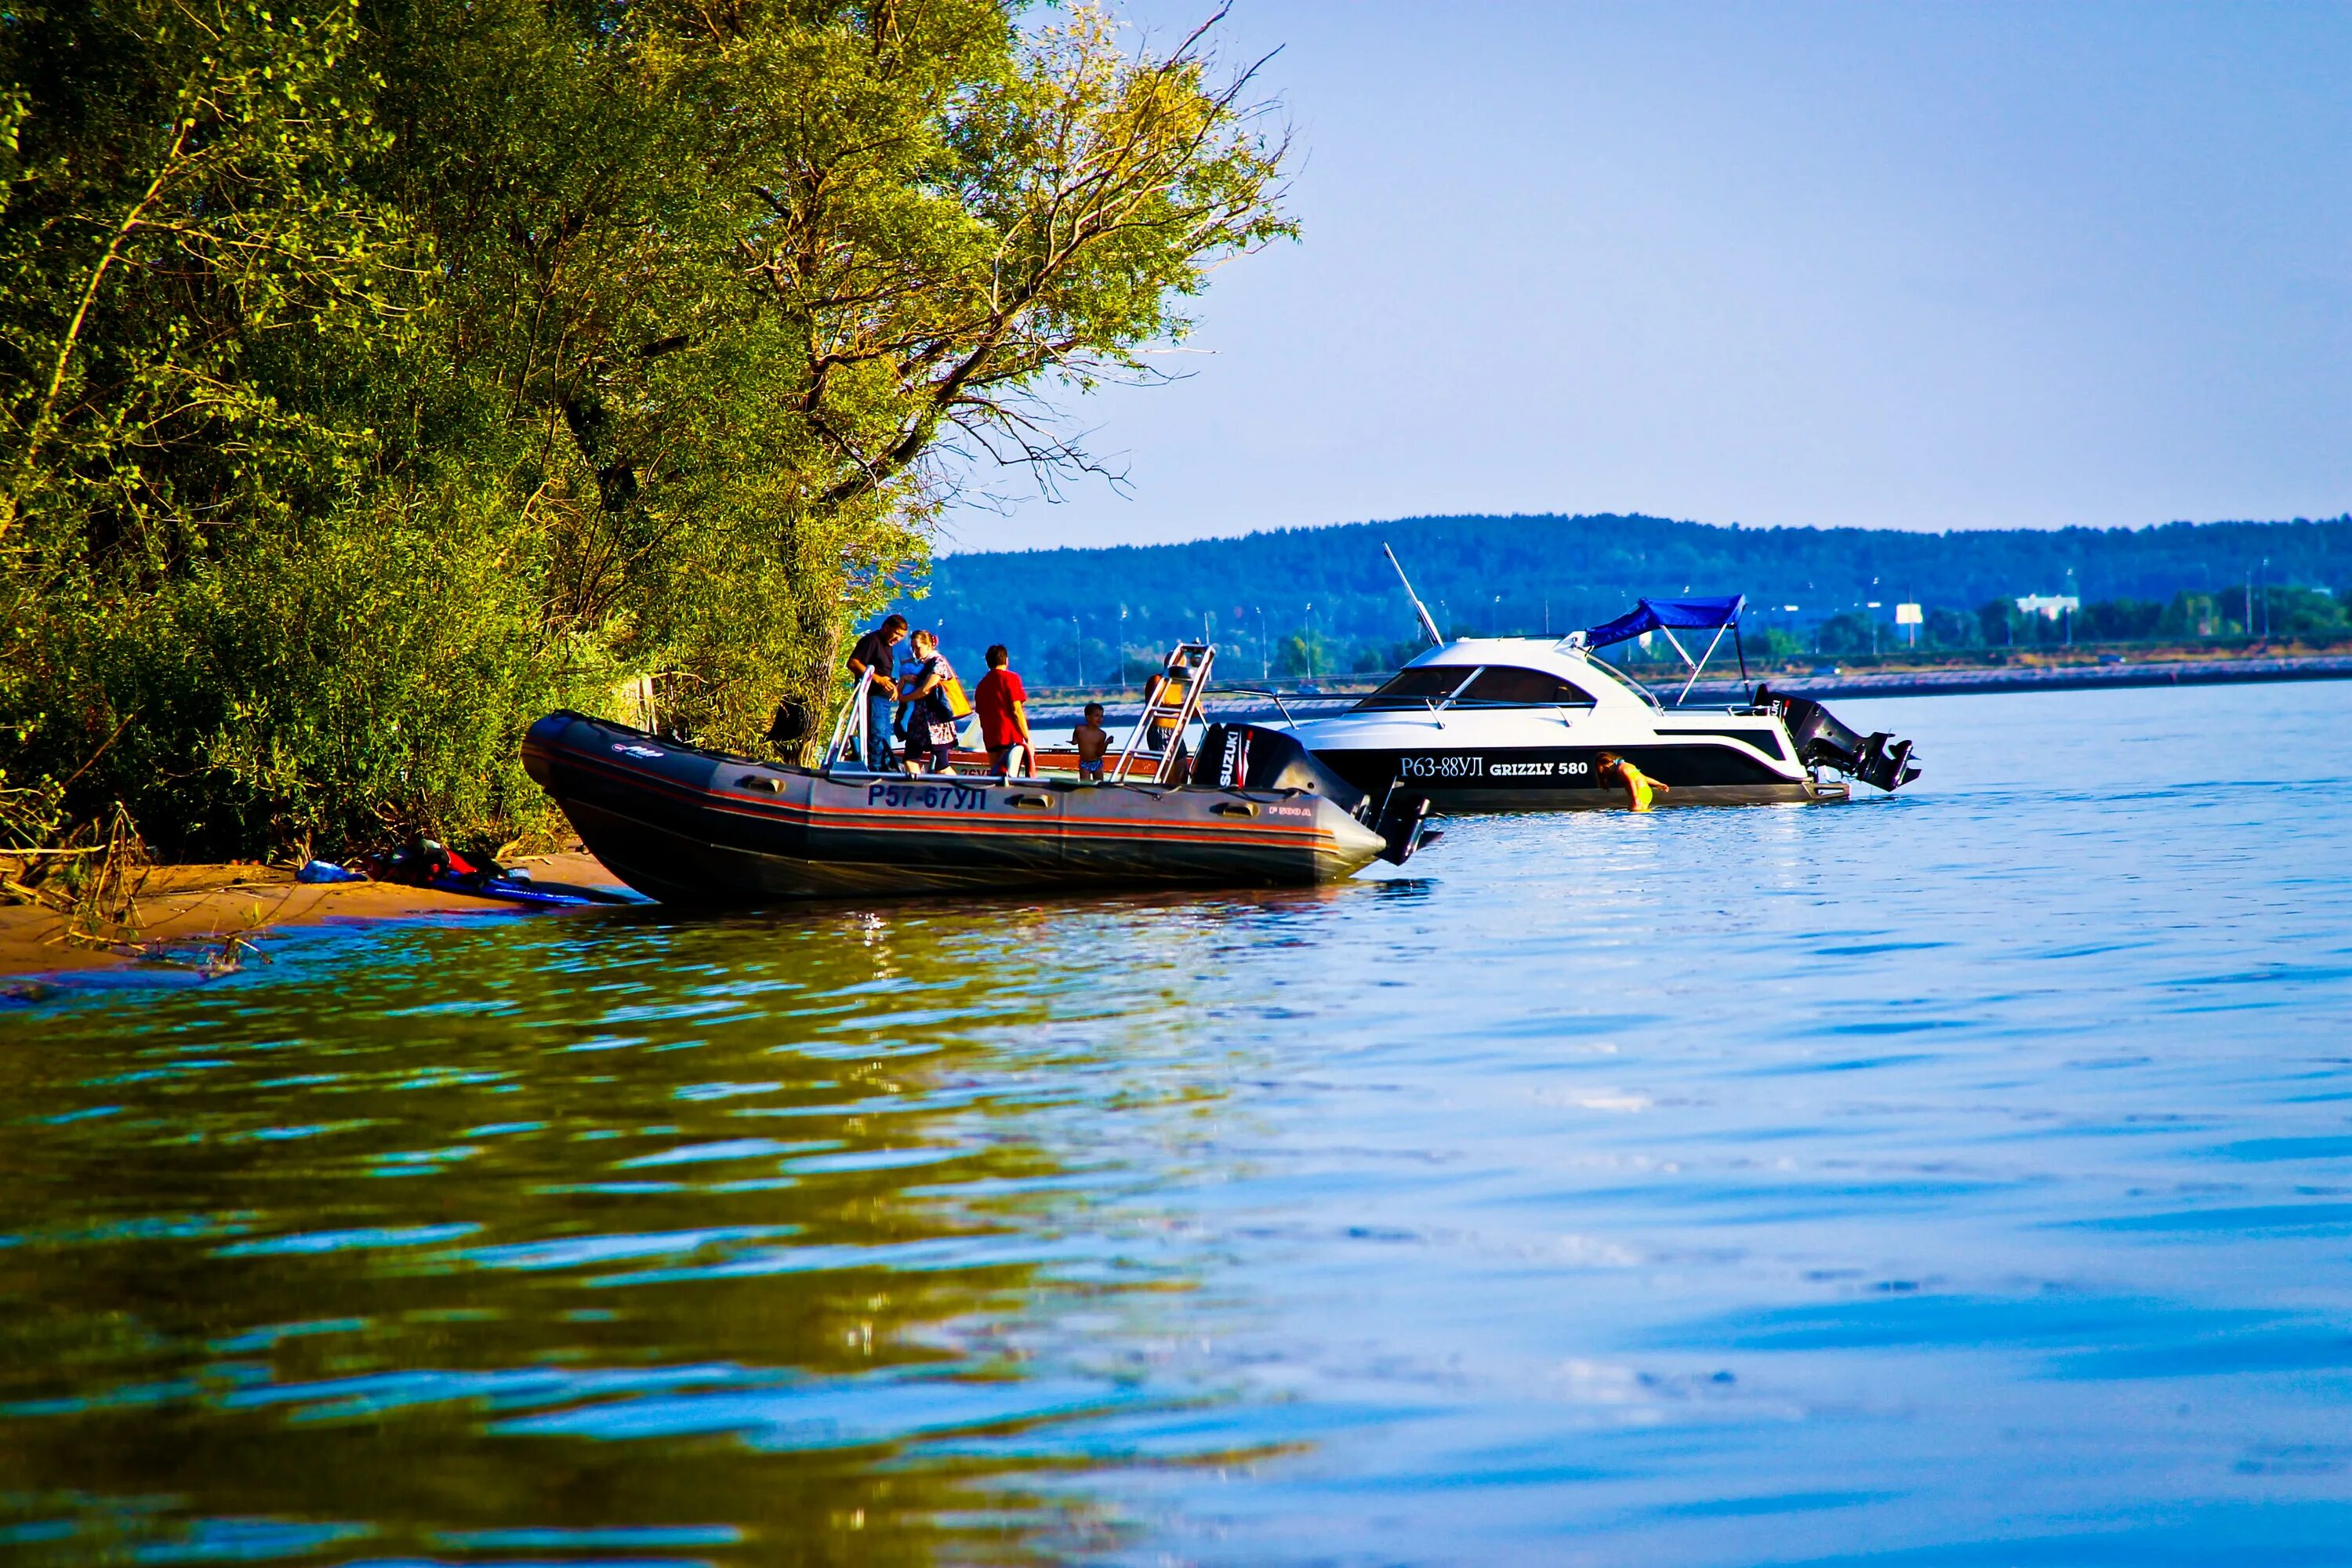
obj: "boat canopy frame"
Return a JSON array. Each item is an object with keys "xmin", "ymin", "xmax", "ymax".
[{"xmin": 1575, "ymin": 594, "xmax": 1750, "ymax": 706}]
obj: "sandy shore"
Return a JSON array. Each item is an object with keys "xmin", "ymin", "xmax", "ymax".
[{"xmin": 0, "ymin": 852, "xmax": 627, "ymax": 985}]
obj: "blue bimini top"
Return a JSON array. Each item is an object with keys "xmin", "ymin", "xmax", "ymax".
[{"xmin": 1584, "ymin": 594, "xmax": 1746, "ymax": 650}]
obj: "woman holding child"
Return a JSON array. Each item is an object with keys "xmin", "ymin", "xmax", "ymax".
[{"xmin": 897, "ymin": 630, "xmax": 966, "ymax": 775}]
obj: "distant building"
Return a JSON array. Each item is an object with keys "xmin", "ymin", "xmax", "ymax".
[{"xmin": 2014, "ymin": 594, "xmax": 2081, "ymax": 620}]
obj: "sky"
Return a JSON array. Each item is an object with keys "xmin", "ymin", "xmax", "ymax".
[{"xmin": 937, "ymin": 1, "xmax": 2352, "ymax": 554}]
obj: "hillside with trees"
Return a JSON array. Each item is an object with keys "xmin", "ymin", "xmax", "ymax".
[{"xmin": 906, "ymin": 513, "xmax": 2352, "ymax": 684}]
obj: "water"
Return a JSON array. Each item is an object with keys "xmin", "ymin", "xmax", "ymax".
[{"xmin": 5, "ymin": 681, "xmax": 2351, "ymax": 1566}]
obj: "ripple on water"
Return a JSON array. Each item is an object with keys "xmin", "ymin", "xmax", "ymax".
[{"xmin": 4, "ymin": 682, "xmax": 2352, "ymax": 1563}]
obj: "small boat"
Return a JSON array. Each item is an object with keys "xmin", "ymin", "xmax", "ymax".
[
  {"xmin": 520, "ymin": 647, "xmax": 1437, "ymax": 904},
  {"xmin": 1263, "ymin": 551, "xmax": 1922, "ymax": 811}
]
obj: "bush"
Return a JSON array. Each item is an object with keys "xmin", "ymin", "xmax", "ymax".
[
  {"xmin": 2074, "ymin": 598, "xmax": 2162, "ymax": 641},
  {"xmin": 3, "ymin": 488, "xmax": 608, "ymax": 860}
]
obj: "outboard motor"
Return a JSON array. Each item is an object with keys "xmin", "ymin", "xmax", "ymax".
[
  {"xmin": 1196, "ymin": 724, "xmax": 1439, "ymax": 865},
  {"xmin": 1367, "ymin": 783, "xmax": 1439, "ymax": 866},
  {"xmin": 1765, "ymin": 689, "xmax": 1923, "ymax": 793}
]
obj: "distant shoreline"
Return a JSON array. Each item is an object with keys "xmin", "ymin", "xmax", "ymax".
[
  {"xmin": 1027, "ymin": 651, "xmax": 2352, "ymax": 724},
  {"xmin": 1695, "ymin": 652, "xmax": 2352, "ymax": 702}
]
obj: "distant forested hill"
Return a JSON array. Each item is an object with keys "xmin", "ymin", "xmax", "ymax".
[{"xmin": 898, "ymin": 513, "xmax": 2352, "ymax": 683}]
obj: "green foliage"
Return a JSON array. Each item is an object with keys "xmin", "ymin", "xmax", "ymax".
[
  {"xmin": 1273, "ymin": 630, "xmax": 1329, "ymax": 680},
  {"xmin": 0, "ymin": 0, "xmax": 407, "ymax": 566},
  {"xmin": 1351, "ymin": 637, "xmax": 1427, "ymax": 674},
  {"xmin": 1813, "ymin": 612, "xmax": 1878, "ymax": 656},
  {"xmin": 2076, "ymin": 598, "xmax": 2164, "ymax": 641},
  {"xmin": 0, "ymin": 763, "xmax": 64, "ymax": 850},
  {"xmin": 2, "ymin": 0, "xmax": 1289, "ymax": 857},
  {"xmin": 2252, "ymin": 584, "xmax": 2348, "ymax": 639}
]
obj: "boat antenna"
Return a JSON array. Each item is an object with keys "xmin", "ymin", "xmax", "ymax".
[{"xmin": 1384, "ymin": 543, "xmax": 1445, "ymax": 648}]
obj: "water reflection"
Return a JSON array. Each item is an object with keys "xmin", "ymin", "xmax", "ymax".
[
  {"xmin": 9, "ymin": 682, "xmax": 2352, "ymax": 1564},
  {"xmin": 0, "ymin": 892, "xmax": 1357, "ymax": 1565}
]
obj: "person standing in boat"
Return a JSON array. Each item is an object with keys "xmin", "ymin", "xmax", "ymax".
[
  {"xmin": 974, "ymin": 644, "xmax": 1035, "ymax": 777},
  {"xmin": 1595, "ymin": 751, "xmax": 1670, "ymax": 811},
  {"xmin": 846, "ymin": 613, "xmax": 908, "ymax": 769},
  {"xmin": 898, "ymin": 630, "xmax": 964, "ymax": 775},
  {"xmin": 1072, "ymin": 702, "xmax": 1111, "ymax": 782},
  {"xmin": 891, "ymin": 637, "xmax": 929, "ymax": 750},
  {"xmin": 1140, "ymin": 648, "xmax": 1193, "ymax": 771}
]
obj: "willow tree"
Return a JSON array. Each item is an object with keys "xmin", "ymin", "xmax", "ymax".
[{"xmin": 368, "ymin": 0, "xmax": 1290, "ymax": 746}]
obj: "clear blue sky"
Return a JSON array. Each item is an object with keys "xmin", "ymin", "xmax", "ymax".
[{"xmin": 941, "ymin": 1, "xmax": 2352, "ymax": 553}]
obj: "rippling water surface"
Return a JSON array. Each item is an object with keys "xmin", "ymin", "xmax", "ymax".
[{"xmin": 6, "ymin": 681, "xmax": 2352, "ymax": 1566}]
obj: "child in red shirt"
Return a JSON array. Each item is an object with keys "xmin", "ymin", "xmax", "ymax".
[{"xmin": 973, "ymin": 645, "xmax": 1034, "ymax": 776}]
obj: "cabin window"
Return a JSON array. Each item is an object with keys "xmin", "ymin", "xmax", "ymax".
[
  {"xmin": 1352, "ymin": 666, "xmax": 1479, "ymax": 710},
  {"xmin": 1453, "ymin": 666, "xmax": 1598, "ymax": 707}
]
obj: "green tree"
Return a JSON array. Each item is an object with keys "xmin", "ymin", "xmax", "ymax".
[
  {"xmin": 1813, "ymin": 612, "xmax": 1875, "ymax": 656},
  {"xmin": 2262, "ymin": 585, "xmax": 2348, "ymax": 640},
  {"xmin": 1922, "ymin": 608, "xmax": 1976, "ymax": 649},
  {"xmin": 1274, "ymin": 629, "xmax": 1327, "ymax": 679},
  {"xmin": 0, "ymin": 0, "xmax": 526, "ymax": 857},
  {"xmin": 0, "ymin": 0, "xmax": 405, "ymax": 565},
  {"xmin": 2, "ymin": 0, "xmax": 1290, "ymax": 857},
  {"xmin": 361, "ymin": 0, "xmax": 1289, "ymax": 748},
  {"xmin": 2159, "ymin": 592, "xmax": 2224, "ymax": 639}
]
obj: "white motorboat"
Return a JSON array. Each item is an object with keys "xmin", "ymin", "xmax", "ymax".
[{"xmin": 1258, "ymin": 553, "xmax": 1922, "ymax": 811}]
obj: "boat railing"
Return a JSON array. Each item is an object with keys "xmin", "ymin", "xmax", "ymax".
[
  {"xmin": 820, "ymin": 666, "xmax": 877, "ymax": 776},
  {"xmin": 1202, "ymin": 685, "xmax": 1370, "ymax": 726}
]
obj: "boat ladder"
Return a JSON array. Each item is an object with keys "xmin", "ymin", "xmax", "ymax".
[
  {"xmin": 821, "ymin": 666, "xmax": 877, "ymax": 773},
  {"xmin": 1109, "ymin": 642, "xmax": 1218, "ymax": 784}
]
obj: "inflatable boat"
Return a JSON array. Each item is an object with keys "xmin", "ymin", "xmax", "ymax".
[{"xmin": 520, "ymin": 710, "xmax": 1435, "ymax": 905}]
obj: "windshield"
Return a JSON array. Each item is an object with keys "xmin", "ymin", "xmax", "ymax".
[
  {"xmin": 1452, "ymin": 667, "xmax": 1598, "ymax": 707},
  {"xmin": 1352, "ymin": 666, "xmax": 1479, "ymax": 711},
  {"xmin": 1581, "ymin": 654, "xmax": 1663, "ymax": 711}
]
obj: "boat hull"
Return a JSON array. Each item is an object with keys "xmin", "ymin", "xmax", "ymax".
[
  {"xmin": 522, "ymin": 712, "xmax": 1388, "ymax": 903},
  {"xmin": 1300, "ymin": 739, "xmax": 1822, "ymax": 811},
  {"xmin": 1255, "ymin": 629, "xmax": 1918, "ymax": 813}
]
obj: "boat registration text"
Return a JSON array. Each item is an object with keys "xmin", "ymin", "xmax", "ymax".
[
  {"xmin": 1399, "ymin": 756, "xmax": 1592, "ymax": 781},
  {"xmin": 866, "ymin": 782, "xmax": 989, "ymax": 812}
]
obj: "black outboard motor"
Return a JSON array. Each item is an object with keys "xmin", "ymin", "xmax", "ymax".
[
  {"xmin": 1367, "ymin": 783, "xmax": 1439, "ymax": 866},
  {"xmin": 1765, "ymin": 689, "xmax": 1923, "ymax": 793},
  {"xmin": 1196, "ymin": 724, "xmax": 1439, "ymax": 865}
]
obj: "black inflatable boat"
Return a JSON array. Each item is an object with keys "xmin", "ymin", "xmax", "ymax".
[{"xmin": 521, "ymin": 710, "xmax": 1436, "ymax": 905}]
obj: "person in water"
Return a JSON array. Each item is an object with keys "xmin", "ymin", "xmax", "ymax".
[
  {"xmin": 898, "ymin": 629, "xmax": 961, "ymax": 775},
  {"xmin": 973, "ymin": 644, "xmax": 1033, "ymax": 777},
  {"xmin": 845, "ymin": 613, "xmax": 907, "ymax": 769},
  {"xmin": 1072, "ymin": 702, "xmax": 1112, "ymax": 782},
  {"xmin": 1595, "ymin": 751, "xmax": 1669, "ymax": 811}
]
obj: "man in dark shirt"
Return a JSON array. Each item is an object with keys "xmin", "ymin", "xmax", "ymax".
[{"xmin": 846, "ymin": 614, "xmax": 908, "ymax": 769}]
